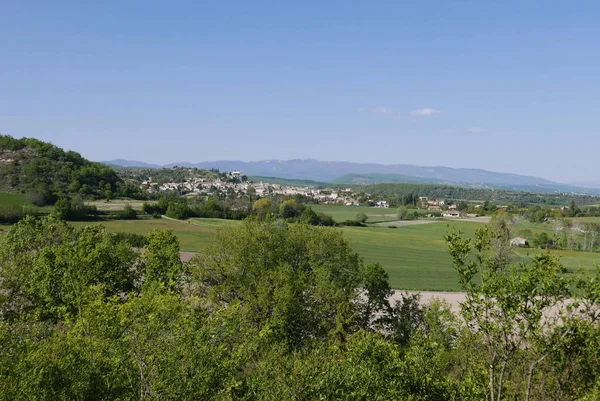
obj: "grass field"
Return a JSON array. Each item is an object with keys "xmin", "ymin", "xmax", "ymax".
[
  {"xmin": 86, "ymin": 199, "xmax": 154, "ymax": 211},
  {"xmin": 0, "ymin": 192, "xmax": 54, "ymax": 215},
  {"xmin": 69, "ymin": 218, "xmax": 239, "ymax": 252},
  {"xmin": 5, "ymin": 212, "xmax": 599, "ymax": 291},
  {"xmin": 0, "ymin": 192, "xmax": 26, "ymax": 206},
  {"xmin": 309, "ymin": 204, "xmax": 399, "ymax": 223},
  {"xmin": 572, "ymin": 217, "xmax": 600, "ymax": 223},
  {"xmin": 340, "ymin": 221, "xmax": 600, "ymax": 290}
]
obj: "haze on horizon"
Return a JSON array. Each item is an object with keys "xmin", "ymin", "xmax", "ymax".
[{"xmin": 1, "ymin": 1, "xmax": 599, "ymax": 183}]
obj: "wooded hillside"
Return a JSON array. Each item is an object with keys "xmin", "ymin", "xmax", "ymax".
[{"xmin": 0, "ymin": 135, "xmax": 142, "ymax": 205}]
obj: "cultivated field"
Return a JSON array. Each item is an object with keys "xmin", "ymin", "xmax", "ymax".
[
  {"xmin": 69, "ymin": 218, "xmax": 238, "ymax": 252},
  {"xmin": 0, "ymin": 192, "xmax": 54, "ymax": 214},
  {"xmin": 342, "ymin": 221, "xmax": 599, "ymax": 290},
  {"xmin": 309, "ymin": 204, "xmax": 399, "ymax": 222},
  {"xmin": 0, "ymin": 192, "xmax": 26, "ymax": 206},
  {"xmin": 86, "ymin": 199, "xmax": 154, "ymax": 211},
  {"xmin": 5, "ymin": 199, "xmax": 599, "ymax": 291},
  {"xmin": 572, "ymin": 217, "xmax": 600, "ymax": 223}
]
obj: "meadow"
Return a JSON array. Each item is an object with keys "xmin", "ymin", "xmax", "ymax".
[
  {"xmin": 69, "ymin": 218, "xmax": 237, "ymax": 252},
  {"xmin": 309, "ymin": 204, "xmax": 399, "ymax": 222},
  {"xmin": 3, "ymin": 198, "xmax": 597, "ymax": 291},
  {"xmin": 0, "ymin": 192, "xmax": 54, "ymax": 216},
  {"xmin": 0, "ymin": 192, "xmax": 26, "ymax": 206},
  {"xmin": 86, "ymin": 199, "xmax": 152, "ymax": 211}
]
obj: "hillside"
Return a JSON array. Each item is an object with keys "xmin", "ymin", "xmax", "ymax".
[
  {"xmin": 0, "ymin": 135, "xmax": 141, "ymax": 205},
  {"xmin": 105, "ymin": 158, "xmax": 600, "ymax": 195}
]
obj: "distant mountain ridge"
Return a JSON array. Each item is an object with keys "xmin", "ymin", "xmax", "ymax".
[{"xmin": 103, "ymin": 158, "xmax": 600, "ymax": 195}]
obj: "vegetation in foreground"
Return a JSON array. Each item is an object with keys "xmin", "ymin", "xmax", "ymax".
[
  {"xmin": 0, "ymin": 216, "xmax": 599, "ymax": 400},
  {"xmin": 61, "ymin": 215, "xmax": 599, "ymax": 291}
]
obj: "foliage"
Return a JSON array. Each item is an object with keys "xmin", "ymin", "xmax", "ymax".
[
  {"xmin": 445, "ymin": 227, "xmax": 600, "ymax": 400},
  {"xmin": 0, "ymin": 216, "xmax": 599, "ymax": 399},
  {"xmin": 188, "ymin": 220, "xmax": 388, "ymax": 347},
  {"xmin": 350, "ymin": 182, "xmax": 600, "ymax": 207},
  {"xmin": 111, "ymin": 203, "xmax": 137, "ymax": 220},
  {"xmin": 0, "ymin": 134, "xmax": 145, "ymax": 205}
]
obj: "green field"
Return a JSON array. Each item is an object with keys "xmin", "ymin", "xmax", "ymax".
[
  {"xmin": 0, "ymin": 192, "xmax": 54, "ymax": 215},
  {"xmin": 69, "ymin": 218, "xmax": 239, "ymax": 252},
  {"xmin": 0, "ymin": 192, "xmax": 26, "ymax": 206},
  {"xmin": 5, "ymin": 213, "xmax": 599, "ymax": 291},
  {"xmin": 309, "ymin": 204, "xmax": 399, "ymax": 223},
  {"xmin": 572, "ymin": 217, "xmax": 600, "ymax": 223},
  {"xmin": 340, "ymin": 221, "xmax": 600, "ymax": 290},
  {"xmin": 86, "ymin": 199, "xmax": 153, "ymax": 211}
]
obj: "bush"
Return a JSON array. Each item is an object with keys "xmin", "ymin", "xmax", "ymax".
[
  {"xmin": 165, "ymin": 202, "xmax": 190, "ymax": 220},
  {"xmin": 356, "ymin": 212, "xmax": 368, "ymax": 223},
  {"xmin": 342, "ymin": 220, "xmax": 366, "ymax": 227},
  {"xmin": 110, "ymin": 232, "xmax": 148, "ymax": 247},
  {"xmin": 0, "ymin": 204, "xmax": 23, "ymax": 224},
  {"xmin": 115, "ymin": 204, "xmax": 137, "ymax": 220}
]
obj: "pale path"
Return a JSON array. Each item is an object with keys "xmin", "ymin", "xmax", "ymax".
[
  {"xmin": 391, "ymin": 290, "xmax": 466, "ymax": 313},
  {"xmin": 373, "ymin": 219, "xmax": 439, "ymax": 228}
]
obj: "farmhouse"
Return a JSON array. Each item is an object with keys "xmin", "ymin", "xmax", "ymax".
[
  {"xmin": 374, "ymin": 200, "xmax": 389, "ymax": 208},
  {"xmin": 442, "ymin": 210, "xmax": 462, "ymax": 218},
  {"xmin": 510, "ymin": 237, "xmax": 528, "ymax": 247}
]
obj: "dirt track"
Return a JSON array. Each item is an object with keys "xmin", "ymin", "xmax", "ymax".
[
  {"xmin": 391, "ymin": 291, "xmax": 466, "ymax": 312},
  {"xmin": 373, "ymin": 219, "xmax": 438, "ymax": 228}
]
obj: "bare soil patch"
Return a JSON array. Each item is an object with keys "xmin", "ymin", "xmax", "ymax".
[
  {"xmin": 180, "ymin": 251, "xmax": 199, "ymax": 262},
  {"xmin": 373, "ymin": 219, "xmax": 439, "ymax": 228},
  {"xmin": 457, "ymin": 216, "xmax": 492, "ymax": 223},
  {"xmin": 391, "ymin": 290, "xmax": 466, "ymax": 312}
]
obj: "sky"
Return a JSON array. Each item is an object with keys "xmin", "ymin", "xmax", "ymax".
[{"xmin": 1, "ymin": 1, "xmax": 599, "ymax": 183}]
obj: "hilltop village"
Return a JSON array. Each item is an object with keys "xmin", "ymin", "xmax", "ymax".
[{"xmin": 128, "ymin": 168, "xmax": 391, "ymax": 208}]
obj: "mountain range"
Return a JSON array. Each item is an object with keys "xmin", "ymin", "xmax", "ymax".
[{"xmin": 103, "ymin": 158, "xmax": 600, "ymax": 195}]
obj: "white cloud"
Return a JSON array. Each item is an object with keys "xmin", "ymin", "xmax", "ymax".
[
  {"xmin": 467, "ymin": 126, "xmax": 489, "ymax": 134},
  {"xmin": 358, "ymin": 107, "xmax": 392, "ymax": 114},
  {"xmin": 410, "ymin": 108, "xmax": 441, "ymax": 117}
]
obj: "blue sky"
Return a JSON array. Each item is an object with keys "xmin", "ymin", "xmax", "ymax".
[{"xmin": 1, "ymin": 1, "xmax": 599, "ymax": 182}]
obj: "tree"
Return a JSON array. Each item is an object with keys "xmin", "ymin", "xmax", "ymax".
[
  {"xmin": 445, "ymin": 227, "xmax": 598, "ymax": 401},
  {"xmin": 532, "ymin": 231, "xmax": 551, "ymax": 249},
  {"xmin": 116, "ymin": 204, "xmax": 137, "ymax": 220},
  {"xmin": 53, "ymin": 198, "xmax": 72, "ymax": 220},
  {"xmin": 279, "ymin": 199, "xmax": 299, "ymax": 219},
  {"xmin": 251, "ymin": 198, "xmax": 274, "ymax": 218},
  {"xmin": 457, "ymin": 201, "xmax": 469, "ymax": 211},
  {"xmin": 488, "ymin": 212, "xmax": 514, "ymax": 270},
  {"xmin": 0, "ymin": 216, "xmax": 138, "ymax": 322},
  {"xmin": 397, "ymin": 206, "xmax": 408, "ymax": 220},
  {"xmin": 355, "ymin": 212, "xmax": 368, "ymax": 223},
  {"xmin": 142, "ymin": 229, "xmax": 184, "ymax": 291},
  {"xmin": 188, "ymin": 220, "xmax": 389, "ymax": 347}
]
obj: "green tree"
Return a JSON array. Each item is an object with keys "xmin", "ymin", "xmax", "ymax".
[
  {"xmin": 279, "ymin": 199, "xmax": 299, "ymax": 219},
  {"xmin": 355, "ymin": 212, "xmax": 368, "ymax": 223},
  {"xmin": 142, "ymin": 229, "xmax": 184, "ymax": 291},
  {"xmin": 251, "ymin": 197, "xmax": 274, "ymax": 218},
  {"xmin": 445, "ymin": 227, "xmax": 598, "ymax": 401},
  {"xmin": 53, "ymin": 198, "xmax": 72, "ymax": 220},
  {"xmin": 0, "ymin": 216, "xmax": 138, "ymax": 322},
  {"xmin": 189, "ymin": 220, "xmax": 388, "ymax": 347}
]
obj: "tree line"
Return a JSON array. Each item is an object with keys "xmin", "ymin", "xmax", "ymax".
[{"xmin": 349, "ymin": 183, "xmax": 600, "ymax": 207}]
